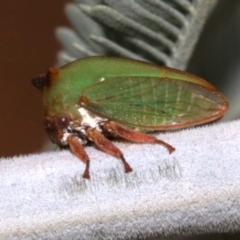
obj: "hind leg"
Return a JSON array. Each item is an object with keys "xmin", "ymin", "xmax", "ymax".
[{"xmin": 102, "ymin": 121, "xmax": 175, "ymax": 153}]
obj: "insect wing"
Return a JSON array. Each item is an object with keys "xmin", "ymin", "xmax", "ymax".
[{"xmin": 80, "ymin": 76, "xmax": 228, "ymax": 130}]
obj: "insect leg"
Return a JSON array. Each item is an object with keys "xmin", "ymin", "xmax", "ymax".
[
  {"xmin": 103, "ymin": 121, "xmax": 175, "ymax": 154},
  {"xmin": 67, "ymin": 134, "xmax": 90, "ymax": 179},
  {"xmin": 86, "ymin": 128, "xmax": 133, "ymax": 173}
]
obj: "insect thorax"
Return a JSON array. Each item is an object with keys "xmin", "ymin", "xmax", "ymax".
[{"xmin": 60, "ymin": 107, "xmax": 107, "ymax": 146}]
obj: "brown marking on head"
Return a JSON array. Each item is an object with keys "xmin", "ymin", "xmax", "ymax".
[
  {"xmin": 31, "ymin": 67, "xmax": 60, "ymax": 90},
  {"xmin": 45, "ymin": 68, "xmax": 60, "ymax": 88}
]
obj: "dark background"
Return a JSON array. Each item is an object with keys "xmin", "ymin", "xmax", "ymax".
[
  {"xmin": 0, "ymin": 1, "xmax": 239, "ymax": 157},
  {"xmin": 0, "ymin": 1, "xmax": 69, "ymax": 156}
]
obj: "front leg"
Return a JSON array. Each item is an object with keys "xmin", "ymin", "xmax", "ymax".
[{"xmin": 67, "ymin": 135, "xmax": 90, "ymax": 179}]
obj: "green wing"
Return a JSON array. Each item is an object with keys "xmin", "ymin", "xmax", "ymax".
[{"xmin": 80, "ymin": 76, "xmax": 228, "ymax": 130}]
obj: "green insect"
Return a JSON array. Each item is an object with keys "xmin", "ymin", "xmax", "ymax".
[{"xmin": 32, "ymin": 56, "xmax": 228, "ymax": 179}]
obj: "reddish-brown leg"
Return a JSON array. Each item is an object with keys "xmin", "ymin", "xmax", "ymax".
[
  {"xmin": 86, "ymin": 128, "xmax": 132, "ymax": 173},
  {"xmin": 67, "ymin": 134, "xmax": 90, "ymax": 179},
  {"xmin": 103, "ymin": 121, "xmax": 175, "ymax": 154}
]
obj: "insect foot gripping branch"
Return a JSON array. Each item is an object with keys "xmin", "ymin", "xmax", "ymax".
[{"xmin": 32, "ymin": 56, "xmax": 228, "ymax": 179}]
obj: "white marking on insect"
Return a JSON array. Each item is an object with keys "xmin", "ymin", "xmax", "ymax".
[
  {"xmin": 99, "ymin": 77, "xmax": 105, "ymax": 82},
  {"xmin": 78, "ymin": 107, "xmax": 107, "ymax": 131},
  {"xmin": 61, "ymin": 131, "xmax": 70, "ymax": 145}
]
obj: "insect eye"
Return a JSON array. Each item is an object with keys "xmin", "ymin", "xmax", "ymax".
[{"xmin": 54, "ymin": 115, "xmax": 70, "ymax": 130}]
